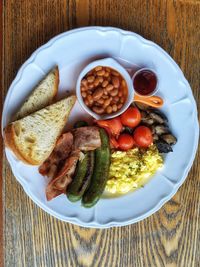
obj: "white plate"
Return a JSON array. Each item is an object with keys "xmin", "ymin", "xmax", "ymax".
[{"xmin": 2, "ymin": 27, "xmax": 199, "ymax": 228}]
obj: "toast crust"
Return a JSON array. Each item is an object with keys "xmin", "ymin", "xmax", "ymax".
[
  {"xmin": 15, "ymin": 66, "xmax": 59, "ymax": 120},
  {"xmin": 53, "ymin": 67, "xmax": 59, "ymax": 101},
  {"xmin": 4, "ymin": 95, "xmax": 77, "ymax": 165},
  {"xmin": 4, "ymin": 124, "xmax": 39, "ymax": 165}
]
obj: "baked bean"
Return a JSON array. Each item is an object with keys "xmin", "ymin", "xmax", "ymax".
[
  {"xmin": 87, "ymin": 90, "xmax": 92, "ymax": 95},
  {"xmin": 103, "ymin": 98, "xmax": 111, "ymax": 108},
  {"xmin": 107, "ymin": 76, "xmax": 111, "ymax": 82},
  {"xmin": 97, "ymin": 70, "xmax": 105, "ymax": 76},
  {"xmin": 81, "ymin": 92, "xmax": 87, "ymax": 98},
  {"xmin": 87, "ymin": 76, "xmax": 95, "ymax": 83},
  {"xmin": 86, "ymin": 70, "xmax": 93, "ymax": 76},
  {"xmin": 104, "ymin": 71, "xmax": 109, "ymax": 77},
  {"xmin": 102, "ymin": 95, "xmax": 109, "ymax": 99},
  {"xmin": 118, "ymin": 91, "xmax": 123, "ymax": 97},
  {"xmin": 87, "ymin": 95, "xmax": 94, "ymax": 105},
  {"xmin": 103, "ymin": 89, "xmax": 108, "ymax": 95},
  {"xmin": 99, "ymin": 77, "xmax": 104, "ymax": 83},
  {"xmin": 113, "ymin": 96, "xmax": 119, "ymax": 102},
  {"xmin": 81, "ymin": 86, "xmax": 87, "ymax": 92},
  {"xmin": 122, "ymin": 79, "xmax": 126, "ymax": 87},
  {"xmin": 120, "ymin": 97, "xmax": 125, "ymax": 103},
  {"xmin": 105, "ymin": 84, "xmax": 114, "ymax": 91},
  {"xmin": 95, "ymin": 66, "xmax": 102, "ymax": 72},
  {"xmin": 102, "ymin": 80, "xmax": 109, "ymax": 88},
  {"xmin": 110, "ymin": 89, "xmax": 118, "ymax": 97},
  {"xmin": 85, "ymin": 99, "xmax": 89, "ymax": 106},
  {"xmin": 105, "ymin": 67, "xmax": 111, "ymax": 72},
  {"xmin": 95, "ymin": 102, "xmax": 102, "ymax": 107},
  {"xmin": 111, "ymin": 70, "xmax": 119, "ymax": 76},
  {"xmin": 81, "ymin": 79, "xmax": 88, "ymax": 87},
  {"xmin": 112, "ymin": 104, "xmax": 118, "ymax": 112},
  {"xmin": 94, "ymin": 78, "xmax": 100, "ymax": 87},
  {"xmin": 88, "ymin": 83, "xmax": 94, "ymax": 89},
  {"xmin": 111, "ymin": 99, "xmax": 117, "ymax": 104},
  {"xmin": 93, "ymin": 88, "xmax": 104, "ymax": 101},
  {"xmin": 92, "ymin": 106, "xmax": 104, "ymax": 114},
  {"xmin": 96, "ymin": 98, "xmax": 104, "ymax": 105},
  {"xmin": 106, "ymin": 106, "xmax": 113, "ymax": 114},
  {"xmin": 117, "ymin": 103, "xmax": 123, "ymax": 110},
  {"xmin": 112, "ymin": 76, "xmax": 120, "ymax": 88}
]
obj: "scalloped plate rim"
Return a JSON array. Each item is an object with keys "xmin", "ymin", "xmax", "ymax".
[{"xmin": 2, "ymin": 26, "xmax": 199, "ymax": 228}]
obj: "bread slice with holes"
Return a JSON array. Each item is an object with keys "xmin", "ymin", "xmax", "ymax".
[
  {"xmin": 15, "ymin": 66, "xmax": 59, "ymax": 120},
  {"xmin": 4, "ymin": 95, "xmax": 76, "ymax": 165}
]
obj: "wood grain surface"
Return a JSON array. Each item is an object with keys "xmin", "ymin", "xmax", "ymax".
[{"xmin": 2, "ymin": 0, "xmax": 200, "ymax": 266}]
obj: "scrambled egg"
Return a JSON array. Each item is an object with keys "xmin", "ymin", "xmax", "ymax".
[{"xmin": 106, "ymin": 145, "xmax": 163, "ymax": 194}]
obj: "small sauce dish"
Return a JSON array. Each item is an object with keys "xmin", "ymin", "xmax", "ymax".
[{"xmin": 132, "ymin": 68, "xmax": 159, "ymax": 96}]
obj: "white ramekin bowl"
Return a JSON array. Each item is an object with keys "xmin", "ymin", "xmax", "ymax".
[{"xmin": 76, "ymin": 58, "xmax": 133, "ymax": 120}]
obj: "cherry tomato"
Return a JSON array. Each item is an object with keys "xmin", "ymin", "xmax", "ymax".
[
  {"xmin": 96, "ymin": 117, "xmax": 122, "ymax": 136},
  {"xmin": 133, "ymin": 126, "xmax": 153, "ymax": 148},
  {"xmin": 120, "ymin": 107, "xmax": 141, "ymax": 128},
  {"xmin": 118, "ymin": 133, "xmax": 135, "ymax": 151}
]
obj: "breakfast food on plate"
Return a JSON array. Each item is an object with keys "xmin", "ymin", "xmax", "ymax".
[
  {"xmin": 4, "ymin": 59, "xmax": 178, "ymax": 208},
  {"xmin": 81, "ymin": 66, "xmax": 128, "ymax": 115},
  {"xmin": 39, "ymin": 126, "xmax": 104, "ymax": 201},
  {"xmin": 106, "ymin": 145, "xmax": 163, "ymax": 194},
  {"xmin": 82, "ymin": 128, "xmax": 110, "ymax": 207},
  {"xmin": 4, "ymin": 96, "xmax": 76, "ymax": 165},
  {"xmin": 135, "ymin": 103, "xmax": 177, "ymax": 152},
  {"xmin": 67, "ymin": 151, "xmax": 95, "ymax": 202},
  {"xmin": 96, "ymin": 104, "xmax": 177, "ymax": 152},
  {"xmin": 16, "ymin": 66, "xmax": 59, "ymax": 119}
]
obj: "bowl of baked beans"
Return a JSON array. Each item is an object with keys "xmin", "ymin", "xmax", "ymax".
[{"xmin": 76, "ymin": 58, "xmax": 134, "ymax": 119}]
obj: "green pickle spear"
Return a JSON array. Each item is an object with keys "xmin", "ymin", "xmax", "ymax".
[
  {"xmin": 67, "ymin": 151, "xmax": 94, "ymax": 202},
  {"xmin": 82, "ymin": 128, "xmax": 110, "ymax": 208}
]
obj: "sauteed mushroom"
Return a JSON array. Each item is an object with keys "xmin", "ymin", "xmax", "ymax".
[{"xmin": 161, "ymin": 134, "xmax": 177, "ymax": 145}]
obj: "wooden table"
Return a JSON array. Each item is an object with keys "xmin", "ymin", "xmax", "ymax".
[{"xmin": 1, "ymin": 1, "xmax": 200, "ymax": 266}]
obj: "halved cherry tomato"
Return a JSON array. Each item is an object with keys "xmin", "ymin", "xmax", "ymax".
[
  {"xmin": 120, "ymin": 107, "xmax": 141, "ymax": 128},
  {"xmin": 133, "ymin": 126, "xmax": 153, "ymax": 148},
  {"xmin": 118, "ymin": 133, "xmax": 135, "ymax": 151},
  {"xmin": 96, "ymin": 117, "xmax": 123, "ymax": 136}
]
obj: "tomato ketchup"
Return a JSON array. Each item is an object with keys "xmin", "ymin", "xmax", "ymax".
[{"xmin": 133, "ymin": 69, "xmax": 157, "ymax": 96}]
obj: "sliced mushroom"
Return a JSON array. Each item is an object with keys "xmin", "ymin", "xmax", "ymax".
[
  {"xmin": 155, "ymin": 125, "xmax": 170, "ymax": 135},
  {"xmin": 155, "ymin": 140, "xmax": 173, "ymax": 153},
  {"xmin": 141, "ymin": 117, "xmax": 155, "ymax": 125},
  {"xmin": 149, "ymin": 109, "xmax": 168, "ymax": 123},
  {"xmin": 141, "ymin": 111, "xmax": 155, "ymax": 125},
  {"xmin": 153, "ymin": 134, "xmax": 159, "ymax": 141},
  {"xmin": 149, "ymin": 112, "xmax": 165, "ymax": 124},
  {"xmin": 161, "ymin": 134, "xmax": 177, "ymax": 145}
]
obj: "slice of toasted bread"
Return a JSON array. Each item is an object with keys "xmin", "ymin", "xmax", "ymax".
[
  {"xmin": 4, "ymin": 95, "xmax": 76, "ymax": 165},
  {"xmin": 15, "ymin": 66, "xmax": 59, "ymax": 120}
]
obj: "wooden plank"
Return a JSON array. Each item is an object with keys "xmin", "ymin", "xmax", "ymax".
[{"xmin": 2, "ymin": 0, "xmax": 200, "ymax": 266}]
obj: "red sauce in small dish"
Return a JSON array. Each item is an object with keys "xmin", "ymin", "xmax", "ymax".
[{"xmin": 133, "ymin": 69, "xmax": 157, "ymax": 96}]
